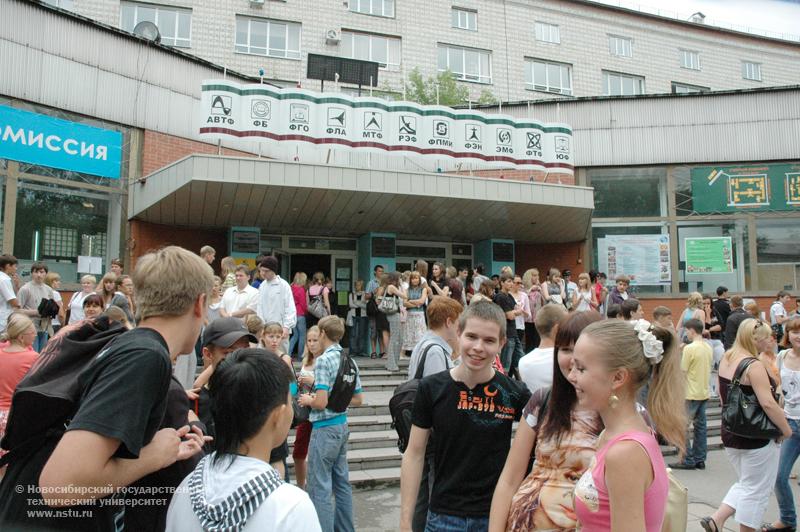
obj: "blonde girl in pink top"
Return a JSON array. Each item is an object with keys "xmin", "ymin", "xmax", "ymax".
[{"xmin": 570, "ymin": 320, "xmax": 686, "ymax": 532}]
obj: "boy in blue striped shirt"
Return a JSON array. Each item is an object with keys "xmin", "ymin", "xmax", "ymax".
[{"xmin": 298, "ymin": 315, "xmax": 363, "ymax": 532}]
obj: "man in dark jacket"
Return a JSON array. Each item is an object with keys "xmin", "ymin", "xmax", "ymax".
[{"xmin": 723, "ymin": 295, "xmax": 749, "ymax": 350}]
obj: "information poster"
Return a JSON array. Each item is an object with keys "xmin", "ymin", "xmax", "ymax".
[
  {"xmin": 598, "ymin": 235, "xmax": 671, "ymax": 285},
  {"xmin": 691, "ymin": 163, "xmax": 800, "ymax": 213},
  {"xmin": 685, "ymin": 237, "xmax": 733, "ymax": 274}
]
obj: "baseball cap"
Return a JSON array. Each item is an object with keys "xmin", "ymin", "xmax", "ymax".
[{"xmin": 202, "ymin": 317, "xmax": 257, "ymax": 348}]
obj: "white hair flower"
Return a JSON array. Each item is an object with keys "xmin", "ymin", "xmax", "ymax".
[{"xmin": 632, "ymin": 319, "xmax": 664, "ymax": 365}]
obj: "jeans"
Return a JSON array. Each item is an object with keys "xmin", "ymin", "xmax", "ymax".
[
  {"xmin": 776, "ymin": 418, "xmax": 800, "ymax": 527},
  {"xmin": 289, "ymin": 315, "xmax": 307, "ymax": 358},
  {"xmin": 33, "ymin": 331, "xmax": 49, "ymax": 353},
  {"xmin": 350, "ymin": 316, "xmax": 368, "ymax": 356},
  {"xmin": 683, "ymin": 399, "xmax": 707, "ymax": 465},
  {"xmin": 500, "ymin": 335, "xmax": 522, "ymax": 374},
  {"xmin": 307, "ymin": 423, "xmax": 354, "ymax": 532},
  {"xmin": 425, "ymin": 511, "xmax": 489, "ymax": 532}
]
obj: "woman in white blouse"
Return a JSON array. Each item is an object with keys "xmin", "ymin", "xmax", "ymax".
[{"xmin": 67, "ymin": 274, "xmax": 96, "ymax": 324}]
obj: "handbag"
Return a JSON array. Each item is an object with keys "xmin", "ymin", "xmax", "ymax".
[
  {"xmin": 378, "ymin": 294, "xmax": 400, "ymax": 315},
  {"xmin": 722, "ymin": 357, "xmax": 782, "ymax": 440},
  {"xmin": 308, "ymin": 294, "xmax": 328, "ymax": 319},
  {"xmin": 661, "ymin": 469, "xmax": 688, "ymax": 532}
]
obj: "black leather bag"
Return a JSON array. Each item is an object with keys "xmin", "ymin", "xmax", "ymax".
[{"xmin": 722, "ymin": 357, "xmax": 782, "ymax": 440}]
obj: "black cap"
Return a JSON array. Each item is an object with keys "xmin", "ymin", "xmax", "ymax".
[{"xmin": 202, "ymin": 317, "xmax": 257, "ymax": 348}]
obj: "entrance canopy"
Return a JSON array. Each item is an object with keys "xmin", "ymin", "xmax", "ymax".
[{"xmin": 130, "ymin": 155, "xmax": 593, "ymax": 242}]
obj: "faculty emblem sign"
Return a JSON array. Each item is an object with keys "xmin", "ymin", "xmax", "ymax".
[{"xmin": 199, "ymin": 80, "xmax": 573, "ymax": 172}]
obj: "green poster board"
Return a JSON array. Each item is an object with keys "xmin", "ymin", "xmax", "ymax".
[
  {"xmin": 685, "ymin": 237, "xmax": 733, "ymax": 274},
  {"xmin": 691, "ymin": 163, "xmax": 800, "ymax": 213}
]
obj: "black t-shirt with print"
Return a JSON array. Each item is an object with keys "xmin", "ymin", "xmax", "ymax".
[
  {"xmin": 411, "ymin": 370, "xmax": 531, "ymax": 517},
  {"xmin": 0, "ymin": 327, "xmax": 172, "ymax": 531},
  {"xmin": 493, "ymin": 292, "xmax": 518, "ymax": 339}
]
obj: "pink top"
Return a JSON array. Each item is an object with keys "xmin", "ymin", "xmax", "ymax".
[
  {"xmin": 574, "ymin": 430, "xmax": 668, "ymax": 532},
  {"xmin": 291, "ymin": 285, "xmax": 308, "ymax": 316},
  {"xmin": 0, "ymin": 347, "xmax": 39, "ymax": 410}
]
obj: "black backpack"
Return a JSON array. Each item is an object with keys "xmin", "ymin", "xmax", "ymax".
[
  {"xmin": 37, "ymin": 297, "xmax": 59, "ymax": 319},
  {"xmin": 0, "ymin": 316, "xmax": 127, "ymax": 466},
  {"xmin": 326, "ymin": 348, "xmax": 359, "ymax": 413},
  {"xmin": 389, "ymin": 344, "xmax": 443, "ymax": 453}
]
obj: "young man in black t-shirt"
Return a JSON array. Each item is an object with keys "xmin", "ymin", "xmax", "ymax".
[
  {"xmin": 493, "ymin": 273, "xmax": 524, "ymax": 374},
  {"xmin": 399, "ymin": 301, "xmax": 531, "ymax": 532},
  {"xmin": 0, "ymin": 246, "xmax": 213, "ymax": 530}
]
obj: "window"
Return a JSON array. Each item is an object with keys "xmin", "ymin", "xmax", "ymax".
[
  {"xmin": 437, "ymin": 45, "xmax": 492, "ymax": 84},
  {"xmin": 534, "ymin": 22, "xmax": 560, "ymax": 44},
  {"xmin": 452, "ymin": 8, "xmax": 477, "ymax": 31},
  {"xmin": 742, "ymin": 61, "xmax": 762, "ymax": 81},
  {"xmin": 235, "ymin": 17, "xmax": 301, "ymax": 59},
  {"xmin": 525, "ymin": 59, "xmax": 572, "ymax": 95},
  {"xmin": 671, "ymin": 82, "xmax": 709, "ymax": 94},
  {"xmin": 589, "ymin": 167, "xmax": 665, "ymax": 218},
  {"xmin": 680, "ymin": 49, "xmax": 701, "ymax": 70},
  {"xmin": 602, "ymin": 70, "xmax": 644, "ymax": 96},
  {"xmin": 350, "ymin": 0, "xmax": 394, "ymax": 17},
  {"xmin": 757, "ymin": 219, "xmax": 800, "ymax": 291},
  {"xmin": 341, "ymin": 31, "xmax": 401, "ymax": 71},
  {"xmin": 120, "ymin": 2, "xmax": 191, "ymax": 47},
  {"xmin": 608, "ymin": 35, "xmax": 632, "ymax": 57}
]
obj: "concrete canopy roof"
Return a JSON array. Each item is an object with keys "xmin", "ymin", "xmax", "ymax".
[{"xmin": 130, "ymin": 155, "xmax": 594, "ymax": 243}]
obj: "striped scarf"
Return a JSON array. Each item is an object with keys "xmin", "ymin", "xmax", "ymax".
[{"xmin": 189, "ymin": 454, "xmax": 284, "ymax": 532}]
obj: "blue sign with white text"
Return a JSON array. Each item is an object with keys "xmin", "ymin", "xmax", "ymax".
[{"xmin": 0, "ymin": 104, "xmax": 122, "ymax": 179}]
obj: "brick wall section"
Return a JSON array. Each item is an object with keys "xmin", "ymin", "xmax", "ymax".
[
  {"xmin": 515, "ymin": 241, "xmax": 585, "ymax": 277},
  {"xmin": 129, "ymin": 220, "xmax": 228, "ymax": 272},
  {"xmin": 142, "ymin": 130, "xmax": 257, "ymax": 176}
]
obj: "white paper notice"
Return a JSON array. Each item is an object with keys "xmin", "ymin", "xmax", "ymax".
[{"xmin": 78, "ymin": 256, "xmax": 103, "ymax": 275}]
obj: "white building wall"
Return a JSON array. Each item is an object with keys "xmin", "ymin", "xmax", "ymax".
[{"xmin": 68, "ymin": 0, "xmax": 800, "ymax": 102}]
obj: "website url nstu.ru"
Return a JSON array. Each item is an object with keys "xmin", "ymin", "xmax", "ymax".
[{"xmin": 27, "ymin": 509, "xmax": 93, "ymax": 519}]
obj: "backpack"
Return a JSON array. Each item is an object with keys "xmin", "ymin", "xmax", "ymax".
[
  {"xmin": 389, "ymin": 344, "xmax": 442, "ymax": 453},
  {"xmin": 0, "ymin": 316, "xmax": 127, "ymax": 467},
  {"xmin": 37, "ymin": 297, "xmax": 59, "ymax": 319},
  {"xmin": 326, "ymin": 348, "xmax": 359, "ymax": 413}
]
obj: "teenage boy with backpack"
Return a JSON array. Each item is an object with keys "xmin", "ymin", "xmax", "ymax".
[
  {"xmin": 0, "ymin": 246, "xmax": 213, "ymax": 530},
  {"xmin": 400, "ymin": 302, "xmax": 531, "ymax": 532},
  {"xmin": 297, "ymin": 315, "xmax": 363, "ymax": 532}
]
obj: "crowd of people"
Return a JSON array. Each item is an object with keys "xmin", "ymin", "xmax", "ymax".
[{"xmin": 0, "ymin": 247, "xmax": 798, "ymax": 531}]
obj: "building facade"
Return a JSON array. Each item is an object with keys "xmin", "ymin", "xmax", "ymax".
[
  {"xmin": 49, "ymin": 0, "xmax": 800, "ymax": 102},
  {"xmin": 2, "ymin": 0, "xmax": 799, "ymax": 320}
]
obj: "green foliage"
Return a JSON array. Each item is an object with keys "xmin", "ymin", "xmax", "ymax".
[
  {"xmin": 476, "ymin": 89, "xmax": 498, "ymax": 105},
  {"xmin": 404, "ymin": 68, "xmax": 470, "ymax": 106}
]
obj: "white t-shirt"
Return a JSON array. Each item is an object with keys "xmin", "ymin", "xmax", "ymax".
[
  {"xmin": 51, "ymin": 290, "xmax": 63, "ymax": 326},
  {"xmin": 68, "ymin": 291, "xmax": 92, "ymax": 324},
  {"xmin": 771, "ymin": 301, "xmax": 787, "ymax": 327},
  {"xmin": 167, "ymin": 455, "xmax": 321, "ymax": 532},
  {"xmin": 221, "ymin": 284, "xmax": 259, "ymax": 315},
  {"xmin": 0, "ymin": 271, "xmax": 16, "ymax": 333},
  {"xmin": 518, "ymin": 347, "xmax": 555, "ymax": 394}
]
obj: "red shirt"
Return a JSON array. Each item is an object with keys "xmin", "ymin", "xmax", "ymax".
[
  {"xmin": 291, "ymin": 285, "xmax": 308, "ymax": 317},
  {"xmin": 0, "ymin": 347, "xmax": 38, "ymax": 409}
]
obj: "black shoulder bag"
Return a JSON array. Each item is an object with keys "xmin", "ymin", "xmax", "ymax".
[{"xmin": 722, "ymin": 357, "xmax": 782, "ymax": 440}]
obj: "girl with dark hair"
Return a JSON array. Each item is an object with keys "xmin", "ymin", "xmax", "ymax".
[
  {"xmin": 166, "ymin": 349, "xmax": 321, "ymax": 531},
  {"xmin": 82, "ymin": 293, "xmax": 104, "ymax": 319},
  {"xmin": 490, "ymin": 311, "xmax": 603, "ymax": 531}
]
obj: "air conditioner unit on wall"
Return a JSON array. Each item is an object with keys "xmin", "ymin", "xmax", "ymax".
[
  {"xmin": 250, "ymin": 0, "xmax": 264, "ymax": 6},
  {"xmin": 325, "ymin": 29, "xmax": 341, "ymax": 44}
]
